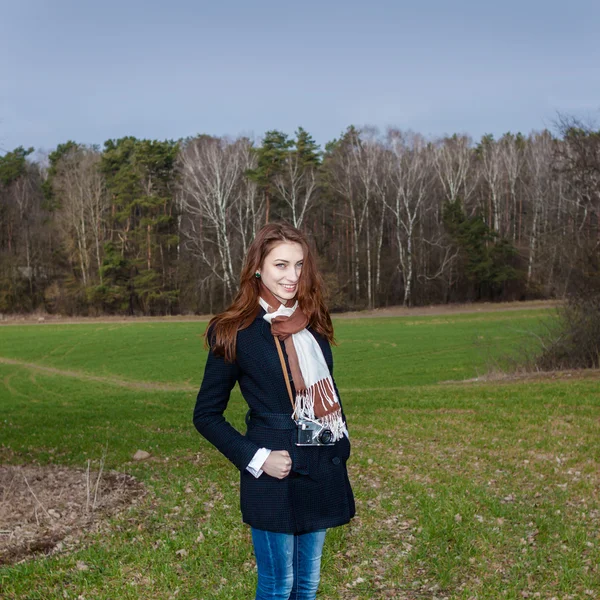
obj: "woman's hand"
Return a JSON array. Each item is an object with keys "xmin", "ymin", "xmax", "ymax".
[{"xmin": 261, "ymin": 450, "xmax": 292, "ymax": 479}]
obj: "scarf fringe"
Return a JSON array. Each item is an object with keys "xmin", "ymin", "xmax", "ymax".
[
  {"xmin": 294, "ymin": 376, "xmax": 347, "ymax": 442},
  {"xmin": 321, "ymin": 410, "xmax": 348, "ymax": 441}
]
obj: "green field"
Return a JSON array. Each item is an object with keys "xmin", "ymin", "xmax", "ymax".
[{"xmin": 1, "ymin": 308, "xmax": 599, "ymax": 599}]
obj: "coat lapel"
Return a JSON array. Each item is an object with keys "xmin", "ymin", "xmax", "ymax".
[{"xmin": 258, "ymin": 307, "xmax": 275, "ymax": 344}]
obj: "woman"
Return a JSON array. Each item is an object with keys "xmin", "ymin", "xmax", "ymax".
[{"xmin": 193, "ymin": 222, "xmax": 355, "ymax": 600}]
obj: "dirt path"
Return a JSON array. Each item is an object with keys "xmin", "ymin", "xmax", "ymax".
[
  {"xmin": 0, "ymin": 357, "xmax": 196, "ymax": 393},
  {"xmin": 0, "ymin": 299, "xmax": 559, "ymax": 326}
]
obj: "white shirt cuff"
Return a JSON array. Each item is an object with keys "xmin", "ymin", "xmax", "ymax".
[{"xmin": 246, "ymin": 447, "xmax": 271, "ymax": 478}]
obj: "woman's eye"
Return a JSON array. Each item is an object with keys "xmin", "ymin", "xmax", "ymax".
[{"xmin": 276, "ymin": 264, "xmax": 285, "ymax": 268}]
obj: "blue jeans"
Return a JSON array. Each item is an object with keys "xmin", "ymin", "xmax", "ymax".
[{"xmin": 251, "ymin": 527, "xmax": 327, "ymax": 600}]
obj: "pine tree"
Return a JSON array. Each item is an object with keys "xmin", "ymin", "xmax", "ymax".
[
  {"xmin": 246, "ymin": 130, "xmax": 292, "ymax": 223},
  {"xmin": 443, "ymin": 198, "xmax": 521, "ymax": 300},
  {"xmin": 99, "ymin": 137, "xmax": 179, "ymax": 314}
]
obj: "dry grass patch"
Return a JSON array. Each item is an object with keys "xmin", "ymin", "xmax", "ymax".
[{"xmin": 0, "ymin": 464, "xmax": 146, "ymax": 565}]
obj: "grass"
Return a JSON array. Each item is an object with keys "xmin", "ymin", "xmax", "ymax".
[{"xmin": 0, "ymin": 307, "xmax": 599, "ymax": 599}]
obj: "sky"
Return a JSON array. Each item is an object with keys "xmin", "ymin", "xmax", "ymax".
[{"xmin": 1, "ymin": 0, "xmax": 599, "ymax": 156}]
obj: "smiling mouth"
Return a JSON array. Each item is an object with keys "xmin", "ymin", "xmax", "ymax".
[{"xmin": 281, "ymin": 284, "xmax": 297, "ymax": 292}]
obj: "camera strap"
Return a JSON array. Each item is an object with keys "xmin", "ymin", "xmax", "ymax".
[{"xmin": 273, "ymin": 336, "xmax": 296, "ymax": 412}]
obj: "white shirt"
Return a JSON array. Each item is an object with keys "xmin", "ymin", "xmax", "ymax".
[{"xmin": 246, "ymin": 447, "xmax": 271, "ymax": 477}]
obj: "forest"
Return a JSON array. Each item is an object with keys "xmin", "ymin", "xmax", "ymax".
[{"xmin": 1, "ymin": 116, "xmax": 599, "ymax": 316}]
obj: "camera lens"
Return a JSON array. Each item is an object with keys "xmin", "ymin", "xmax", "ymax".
[{"xmin": 319, "ymin": 428, "xmax": 333, "ymax": 444}]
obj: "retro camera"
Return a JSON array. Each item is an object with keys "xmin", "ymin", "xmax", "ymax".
[{"xmin": 295, "ymin": 418, "xmax": 335, "ymax": 446}]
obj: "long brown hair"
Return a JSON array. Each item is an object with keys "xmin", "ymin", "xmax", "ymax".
[{"xmin": 205, "ymin": 222, "xmax": 335, "ymax": 362}]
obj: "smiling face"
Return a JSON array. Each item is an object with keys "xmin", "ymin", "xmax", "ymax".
[{"xmin": 258, "ymin": 241, "xmax": 304, "ymax": 304}]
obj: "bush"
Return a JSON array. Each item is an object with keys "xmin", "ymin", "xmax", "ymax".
[{"xmin": 534, "ymin": 292, "xmax": 600, "ymax": 370}]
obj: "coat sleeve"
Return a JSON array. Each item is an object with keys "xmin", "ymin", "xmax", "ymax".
[{"xmin": 192, "ymin": 332, "xmax": 260, "ymax": 472}]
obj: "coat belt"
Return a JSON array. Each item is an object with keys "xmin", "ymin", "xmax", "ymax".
[{"xmin": 245, "ymin": 410, "xmax": 296, "ymax": 430}]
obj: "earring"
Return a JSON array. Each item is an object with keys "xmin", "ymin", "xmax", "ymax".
[{"xmin": 255, "ymin": 271, "xmax": 261, "ymax": 279}]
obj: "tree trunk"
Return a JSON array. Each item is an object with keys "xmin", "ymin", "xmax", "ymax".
[
  {"xmin": 365, "ymin": 203, "xmax": 372, "ymax": 308},
  {"xmin": 147, "ymin": 223, "xmax": 152, "ymax": 270}
]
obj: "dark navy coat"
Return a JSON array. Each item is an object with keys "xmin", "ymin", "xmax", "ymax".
[{"xmin": 192, "ymin": 306, "xmax": 355, "ymax": 534}]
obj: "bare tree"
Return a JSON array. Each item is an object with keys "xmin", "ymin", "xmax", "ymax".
[
  {"xmin": 53, "ymin": 147, "xmax": 108, "ymax": 286},
  {"xmin": 433, "ymin": 134, "xmax": 477, "ymax": 208},
  {"xmin": 13, "ymin": 174, "xmax": 36, "ymax": 293},
  {"xmin": 525, "ymin": 131, "xmax": 554, "ymax": 285},
  {"xmin": 232, "ymin": 138, "xmax": 264, "ymax": 257},
  {"xmin": 385, "ymin": 130, "xmax": 434, "ymax": 307},
  {"xmin": 178, "ymin": 135, "xmax": 255, "ymax": 302},
  {"xmin": 499, "ymin": 134, "xmax": 525, "ymax": 242},
  {"xmin": 554, "ymin": 113, "xmax": 600, "ymax": 245},
  {"xmin": 350, "ymin": 127, "xmax": 387, "ymax": 308},
  {"xmin": 551, "ymin": 114, "xmax": 600, "ymax": 294},
  {"xmin": 326, "ymin": 128, "xmax": 371, "ymax": 304},
  {"xmin": 478, "ymin": 135, "xmax": 503, "ymax": 233},
  {"xmin": 273, "ymin": 153, "xmax": 317, "ymax": 229},
  {"xmin": 371, "ymin": 160, "xmax": 390, "ymax": 300}
]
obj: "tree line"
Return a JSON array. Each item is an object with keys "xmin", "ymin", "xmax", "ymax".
[{"xmin": 1, "ymin": 117, "xmax": 598, "ymax": 316}]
